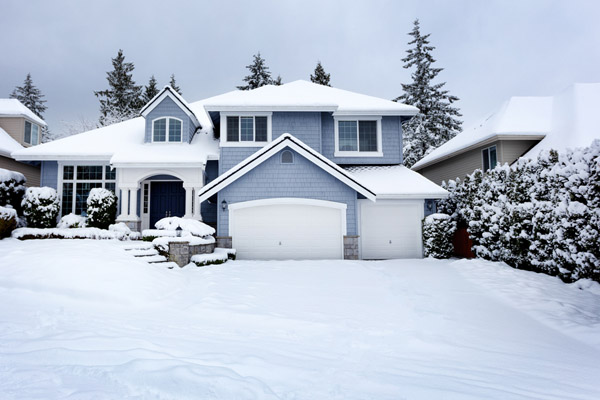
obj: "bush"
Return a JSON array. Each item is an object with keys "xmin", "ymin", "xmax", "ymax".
[
  {"xmin": 57, "ymin": 213, "xmax": 87, "ymax": 229},
  {"xmin": 0, "ymin": 206, "xmax": 17, "ymax": 238},
  {"xmin": 21, "ymin": 187, "xmax": 60, "ymax": 228},
  {"xmin": 86, "ymin": 188, "xmax": 117, "ymax": 230},
  {"xmin": 423, "ymin": 213, "xmax": 456, "ymax": 258},
  {"xmin": 0, "ymin": 168, "xmax": 26, "ymax": 214}
]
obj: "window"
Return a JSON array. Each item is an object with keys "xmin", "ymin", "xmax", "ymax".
[
  {"xmin": 143, "ymin": 183, "xmax": 149, "ymax": 214},
  {"xmin": 334, "ymin": 118, "xmax": 382, "ymax": 156},
  {"xmin": 281, "ymin": 150, "xmax": 294, "ymax": 164},
  {"xmin": 152, "ymin": 117, "xmax": 183, "ymax": 142},
  {"xmin": 61, "ymin": 165, "xmax": 117, "ymax": 216},
  {"xmin": 222, "ymin": 114, "xmax": 270, "ymax": 145},
  {"xmin": 24, "ymin": 121, "xmax": 39, "ymax": 145},
  {"xmin": 482, "ymin": 145, "xmax": 497, "ymax": 172}
]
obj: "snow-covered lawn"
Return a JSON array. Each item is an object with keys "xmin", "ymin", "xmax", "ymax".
[{"xmin": 0, "ymin": 239, "xmax": 599, "ymax": 400}]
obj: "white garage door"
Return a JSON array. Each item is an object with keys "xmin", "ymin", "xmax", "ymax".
[
  {"xmin": 229, "ymin": 198, "xmax": 346, "ymax": 260},
  {"xmin": 360, "ymin": 200, "xmax": 424, "ymax": 259}
]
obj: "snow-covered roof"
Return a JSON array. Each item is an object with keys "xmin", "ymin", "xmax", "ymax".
[
  {"xmin": 0, "ymin": 99, "xmax": 46, "ymax": 126},
  {"xmin": 0, "ymin": 126, "xmax": 23, "ymax": 158},
  {"xmin": 346, "ymin": 165, "xmax": 448, "ymax": 199},
  {"xmin": 412, "ymin": 83, "xmax": 600, "ymax": 170},
  {"xmin": 140, "ymin": 86, "xmax": 202, "ymax": 128},
  {"xmin": 202, "ymin": 80, "xmax": 418, "ymax": 116},
  {"xmin": 412, "ymin": 96, "xmax": 552, "ymax": 170}
]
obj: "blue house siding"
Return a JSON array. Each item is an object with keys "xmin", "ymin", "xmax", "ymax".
[
  {"xmin": 201, "ymin": 160, "xmax": 219, "ymax": 225},
  {"xmin": 40, "ymin": 161, "xmax": 58, "ymax": 189},
  {"xmin": 321, "ymin": 113, "xmax": 403, "ymax": 165},
  {"xmin": 144, "ymin": 96, "xmax": 195, "ymax": 143},
  {"xmin": 217, "ymin": 148, "xmax": 358, "ymax": 237},
  {"xmin": 272, "ymin": 112, "xmax": 321, "ymax": 152}
]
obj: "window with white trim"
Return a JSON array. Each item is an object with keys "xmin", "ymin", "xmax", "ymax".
[
  {"xmin": 24, "ymin": 120, "xmax": 39, "ymax": 145},
  {"xmin": 152, "ymin": 117, "xmax": 183, "ymax": 142},
  {"xmin": 61, "ymin": 165, "xmax": 116, "ymax": 216},
  {"xmin": 222, "ymin": 114, "xmax": 271, "ymax": 145},
  {"xmin": 482, "ymin": 145, "xmax": 497, "ymax": 172},
  {"xmin": 334, "ymin": 117, "xmax": 382, "ymax": 156}
]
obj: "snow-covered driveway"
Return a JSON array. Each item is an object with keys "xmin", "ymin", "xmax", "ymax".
[{"xmin": 0, "ymin": 239, "xmax": 599, "ymax": 400}]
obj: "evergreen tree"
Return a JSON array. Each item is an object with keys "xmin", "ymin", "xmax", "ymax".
[
  {"xmin": 395, "ymin": 19, "xmax": 462, "ymax": 168},
  {"xmin": 94, "ymin": 49, "xmax": 143, "ymax": 126},
  {"xmin": 310, "ymin": 61, "xmax": 331, "ymax": 86},
  {"xmin": 237, "ymin": 52, "xmax": 273, "ymax": 90},
  {"xmin": 10, "ymin": 73, "xmax": 47, "ymax": 119},
  {"xmin": 273, "ymin": 75, "xmax": 283, "ymax": 86},
  {"xmin": 169, "ymin": 74, "xmax": 182, "ymax": 95},
  {"xmin": 142, "ymin": 75, "xmax": 160, "ymax": 104}
]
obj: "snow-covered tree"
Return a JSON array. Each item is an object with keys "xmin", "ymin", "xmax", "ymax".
[
  {"xmin": 423, "ymin": 213, "xmax": 456, "ymax": 258},
  {"xmin": 142, "ymin": 75, "xmax": 159, "ymax": 104},
  {"xmin": 169, "ymin": 74, "xmax": 182, "ymax": 95},
  {"xmin": 273, "ymin": 75, "xmax": 283, "ymax": 86},
  {"xmin": 310, "ymin": 61, "xmax": 331, "ymax": 86},
  {"xmin": 10, "ymin": 73, "xmax": 47, "ymax": 119},
  {"xmin": 237, "ymin": 52, "xmax": 273, "ymax": 90},
  {"xmin": 395, "ymin": 19, "xmax": 462, "ymax": 168},
  {"xmin": 94, "ymin": 49, "xmax": 143, "ymax": 126}
]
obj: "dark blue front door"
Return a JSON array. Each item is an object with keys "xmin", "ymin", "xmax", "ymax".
[{"xmin": 150, "ymin": 181, "xmax": 185, "ymax": 228}]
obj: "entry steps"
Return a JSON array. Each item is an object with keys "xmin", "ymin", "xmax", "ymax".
[{"xmin": 119, "ymin": 241, "xmax": 178, "ymax": 268}]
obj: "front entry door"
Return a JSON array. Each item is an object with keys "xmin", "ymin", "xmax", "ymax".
[{"xmin": 149, "ymin": 181, "xmax": 186, "ymax": 228}]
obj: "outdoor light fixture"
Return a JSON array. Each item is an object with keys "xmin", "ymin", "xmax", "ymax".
[
  {"xmin": 175, "ymin": 226, "xmax": 182, "ymax": 237},
  {"xmin": 221, "ymin": 200, "xmax": 227, "ymax": 211}
]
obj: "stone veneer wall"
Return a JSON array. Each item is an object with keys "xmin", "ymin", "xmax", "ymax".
[
  {"xmin": 216, "ymin": 236, "xmax": 232, "ymax": 248},
  {"xmin": 343, "ymin": 235, "xmax": 359, "ymax": 260},
  {"xmin": 168, "ymin": 241, "xmax": 217, "ymax": 267}
]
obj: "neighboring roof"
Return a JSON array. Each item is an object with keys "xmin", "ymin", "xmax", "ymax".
[
  {"xmin": 412, "ymin": 96, "xmax": 552, "ymax": 170},
  {"xmin": 0, "ymin": 126, "xmax": 23, "ymax": 158},
  {"xmin": 0, "ymin": 99, "xmax": 47, "ymax": 126},
  {"xmin": 197, "ymin": 134, "xmax": 377, "ymax": 202},
  {"xmin": 140, "ymin": 86, "xmax": 201, "ymax": 128},
  {"xmin": 346, "ymin": 165, "xmax": 448, "ymax": 199},
  {"xmin": 202, "ymin": 80, "xmax": 419, "ymax": 116}
]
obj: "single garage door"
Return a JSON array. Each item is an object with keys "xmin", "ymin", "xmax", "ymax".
[
  {"xmin": 229, "ymin": 198, "xmax": 346, "ymax": 260},
  {"xmin": 360, "ymin": 199, "xmax": 424, "ymax": 259}
]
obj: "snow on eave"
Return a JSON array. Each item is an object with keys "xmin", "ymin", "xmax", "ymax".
[
  {"xmin": 140, "ymin": 86, "xmax": 201, "ymax": 128},
  {"xmin": 0, "ymin": 99, "xmax": 47, "ymax": 126},
  {"xmin": 0, "ymin": 126, "xmax": 24, "ymax": 158}
]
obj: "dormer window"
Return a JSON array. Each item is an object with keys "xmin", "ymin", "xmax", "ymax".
[
  {"xmin": 24, "ymin": 121, "xmax": 39, "ymax": 145},
  {"xmin": 334, "ymin": 117, "xmax": 383, "ymax": 157},
  {"xmin": 221, "ymin": 113, "xmax": 272, "ymax": 146},
  {"xmin": 152, "ymin": 117, "xmax": 183, "ymax": 142}
]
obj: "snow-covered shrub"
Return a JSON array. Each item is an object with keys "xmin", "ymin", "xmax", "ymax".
[
  {"xmin": 0, "ymin": 168, "xmax": 26, "ymax": 214},
  {"xmin": 0, "ymin": 206, "xmax": 17, "ymax": 238},
  {"xmin": 422, "ymin": 213, "xmax": 456, "ymax": 258},
  {"xmin": 57, "ymin": 213, "xmax": 87, "ymax": 229},
  {"xmin": 154, "ymin": 216, "xmax": 215, "ymax": 237},
  {"xmin": 86, "ymin": 188, "xmax": 117, "ymax": 230},
  {"xmin": 21, "ymin": 187, "xmax": 60, "ymax": 228}
]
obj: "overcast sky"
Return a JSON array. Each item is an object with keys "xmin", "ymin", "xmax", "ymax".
[{"xmin": 1, "ymin": 0, "xmax": 599, "ymax": 134}]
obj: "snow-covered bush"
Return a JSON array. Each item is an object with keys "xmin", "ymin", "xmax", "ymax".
[
  {"xmin": 86, "ymin": 188, "xmax": 117, "ymax": 230},
  {"xmin": 154, "ymin": 217, "xmax": 215, "ymax": 237},
  {"xmin": 423, "ymin": 213, "xmax": 456, "ymax": 258},
  {"xmin": 0, "ymin": 168, "xmax": 26, "ymax": 214},
  {"xmin": 21, "ymin": 187, "xmax": 60, "ymax": 228},
  {"xmin": 57, "ymin": 213, "xmax": 87, "ymax": 229},
  {"xmin": 0, "ymin": 206, "xmax": 17, "ymax": 238}
]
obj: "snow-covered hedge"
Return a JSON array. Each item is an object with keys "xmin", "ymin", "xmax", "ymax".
[
  {"xmin": 191, "ymin": 248, "xmax": 237, "ymax": 267},
  {"xmin": 154, "ymin": 217, "xmax": 215, "ymax": 237},
  {"xmin": 21, "ymin": 187, "xmax": 60, "ymax": 228},
  {"xmin": 57, "ymin": 213, "xmax": 87, "ymax": 229},
  {"xmin": 439, "ymin": 140, "xmax": 600, "ymax": 282},
  {"xmin": 12, "ymin": 226, "xmax": 140, "ymax": 241},
  {"xmin": 0, "ymin": 206, "xmax": 18, "ymax": 238},
  {"xmin": 86, "ymin": 188, "xmax": 117, "ymax": 230},
  {"xmin": 423, "ymin": 213, "xmax": 456, "ymax": 258},
  {"xmin": 0, "ymin": 168, "xmax": 26, "ymax": 214}
]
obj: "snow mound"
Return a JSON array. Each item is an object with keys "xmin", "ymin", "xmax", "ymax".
[
  {"xmin": 57, "ymin": 213, "xmax": 87, "ymax": 229},
  {"xmin": 154, "ymin": 217, "xmax": 215, "ymax": 237},
  {"xmin": 152, "ymin": 235, "xmax": 215, "ymax": 252}
]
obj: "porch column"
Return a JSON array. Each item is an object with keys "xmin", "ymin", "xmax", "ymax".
[
  {"xmin": 184, "ymin": 187, "xmax": 193, "ymax": 218},
  {"xmin": 117, "ymin": 188, "xmax": 129, "ymax": 220},
  {"xmin": 193, "ymin": 186, "xmax": 203, "ymax": 221},
  {"xmin": 128, "ymin": 187, "xmax": 139, "ymax": 218}
]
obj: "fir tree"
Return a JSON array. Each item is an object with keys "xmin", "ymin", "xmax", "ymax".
[
  {"xmin": 10, "ymin": 73, "xmax": 47, "ymax": 119},
  {"xmin": 94, "ymin": 49, "xmax": 143, "ymax": 126},
  {"xmin": 142, "ymin": 75, "xmax": 159, "ymax": 104},
  {"xmin": 273, "ymin": 75, "xmax": 283, "ymax": 86},
  {"xmin": 169, "ymin": 74, "xmax": 182, "ymax": 95},
  {"xmin": 237, "ymin": 52, "xmax": 273, "ymax": 90},
  {"xmin": 395, "ymin": 19, "xmax": 462, "ymax": 168},
  {"xmin": 310, "ymin": 61, "xmax": 331, "ymax": 86}
]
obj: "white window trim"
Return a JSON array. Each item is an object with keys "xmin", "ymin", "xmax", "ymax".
[
  {"xmin": 220, "ymin": 112, "xmax": 272, "ymax": 147},
  {"xmin": 151, "ymin": 117, "xmax": 184, "ymax": 143},
  {"xmin": 334, "ymin": 116, "xmax": 383, "ymax": 157},
  {"xmin": 482, "ymin": 145, "xmax": 497, "ymax": 171},
  {"xmin": 24, "ymin": 120, "xmax": 40, "ymax": 146},
  {"xmin": 58, "ymin": 162, "xmax": 117, "ymax": 216}
]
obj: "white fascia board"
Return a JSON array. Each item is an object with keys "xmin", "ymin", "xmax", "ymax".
[
  {"xmin": 204, "ymin": 105, "xmax": 338, "ymax": 112},
  {"xmin": 111, "ymin": 162, "xmax": 206, "ymax": 169},
  {"xmin": 333, "ymin": 109, "xmax": 418, "ymax": 117},
  {"xmin": 376, "ymin": 193, "xmax": 449, "ymax": 200},
  {"xmin": 141, "ymin": 89, "xmax": 201, "ymax": 127},
  {"xmin": 12, "ymin": 153, "xmax": 112, "ymax": 162}
]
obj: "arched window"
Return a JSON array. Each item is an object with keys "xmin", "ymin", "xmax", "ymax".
[
  {"xmin": 281, "ymin": 150, "xmax": 294, "ymax": 164},
  {"xmin": 153, "ymin": 117, "xmax": 183, "ymax": 142}
]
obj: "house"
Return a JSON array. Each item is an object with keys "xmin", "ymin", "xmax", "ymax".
[
  {"xmin": 411, "ymin": 83, "xmax": 600, "ymax": 184},
  {"xmin": 12, "ymin": 81, "xmax": 447, "ymax": 260},
  {"xmin": 0, "ymin": 99, "xmax": 46, "ymax": 185}
]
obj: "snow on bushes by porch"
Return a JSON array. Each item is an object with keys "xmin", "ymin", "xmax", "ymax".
[
  {"xmin": 152, "ymin": 235, "xmax": 215, "ymax": 252},
  {"xmin": 154, "ymin": 216, "xmax": 215, "ymax": 237},
  {"xmin": 21, "ymin": 187, "xmax": 60, "ymax": 228},
  {"xmin": 86, "ymin": 188, "xmax": 117, "ymax": 230},
  {"xmin": 12, "ymin": 226, "xmax": 140, "ymax": 241},
  {"xmin": 0, "ymin": 205, "xmax": 17, "ymax": 238},
  {"xmin": 190, "ymin": 248, "xmax": 236, "ymax": 266},
  {"xmin": 423, "ymin": 213, "xmax": 456, "ymax": 258},
  {"xmin": 0, "ymin": 167, "xmax": 25, "ymax": 212},
  {"xmin": 57, "ymin": 213, "xmax": 87, "ymax": 228}
]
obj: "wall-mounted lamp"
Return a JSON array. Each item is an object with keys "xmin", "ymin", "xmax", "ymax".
[
  {"xmin": 221, "ymin": 200, "xmax": 227, "ymax": 211},
  {"xmin": 176, "ymin": 225, "xmax": 182, "ymax": 237}
]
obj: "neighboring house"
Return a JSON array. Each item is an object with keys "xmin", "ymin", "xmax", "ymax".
[
  {"xmin": 412, "ymin": 83, "xmax": 600, "ymax": 185},
  {"xmin": 13, "ymin": 81, "xmax": 447, "ymax": 260},
  {"xmin": 0, "ymin": 99, "xmax": 46, "ymax": 185}
]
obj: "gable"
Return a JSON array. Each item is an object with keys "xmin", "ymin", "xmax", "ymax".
[{"xmin": 144, "ymin": 96, "xmax": 197, "ymax": 143}]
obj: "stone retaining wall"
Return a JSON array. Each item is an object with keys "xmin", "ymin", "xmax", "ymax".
[
  {"xmin": 168, "ymin": 241, "xmax": 217, "ymax": 267},
  {"xmin": 343, "ymin": 235, "xmax": 359, "ymax": 260}
]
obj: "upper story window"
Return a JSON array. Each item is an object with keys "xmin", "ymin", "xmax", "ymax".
[
  {"xmin": 152, "ymin": 117, "xmax": 183, "ymax": 142},
  {"xmin": 482, "ymin": 145, "xmax": 497, "ymax": 172},
  {"xmin": 334, "ymin": 117, "xmax": 382, "ymax": 157},
  {"xmin": 24, "ymin": 120, "xmax": 39, "ymax": 145},
  {"xmin": 221, "ymin": 113, "xmax": 272, "ymax": 146}
]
